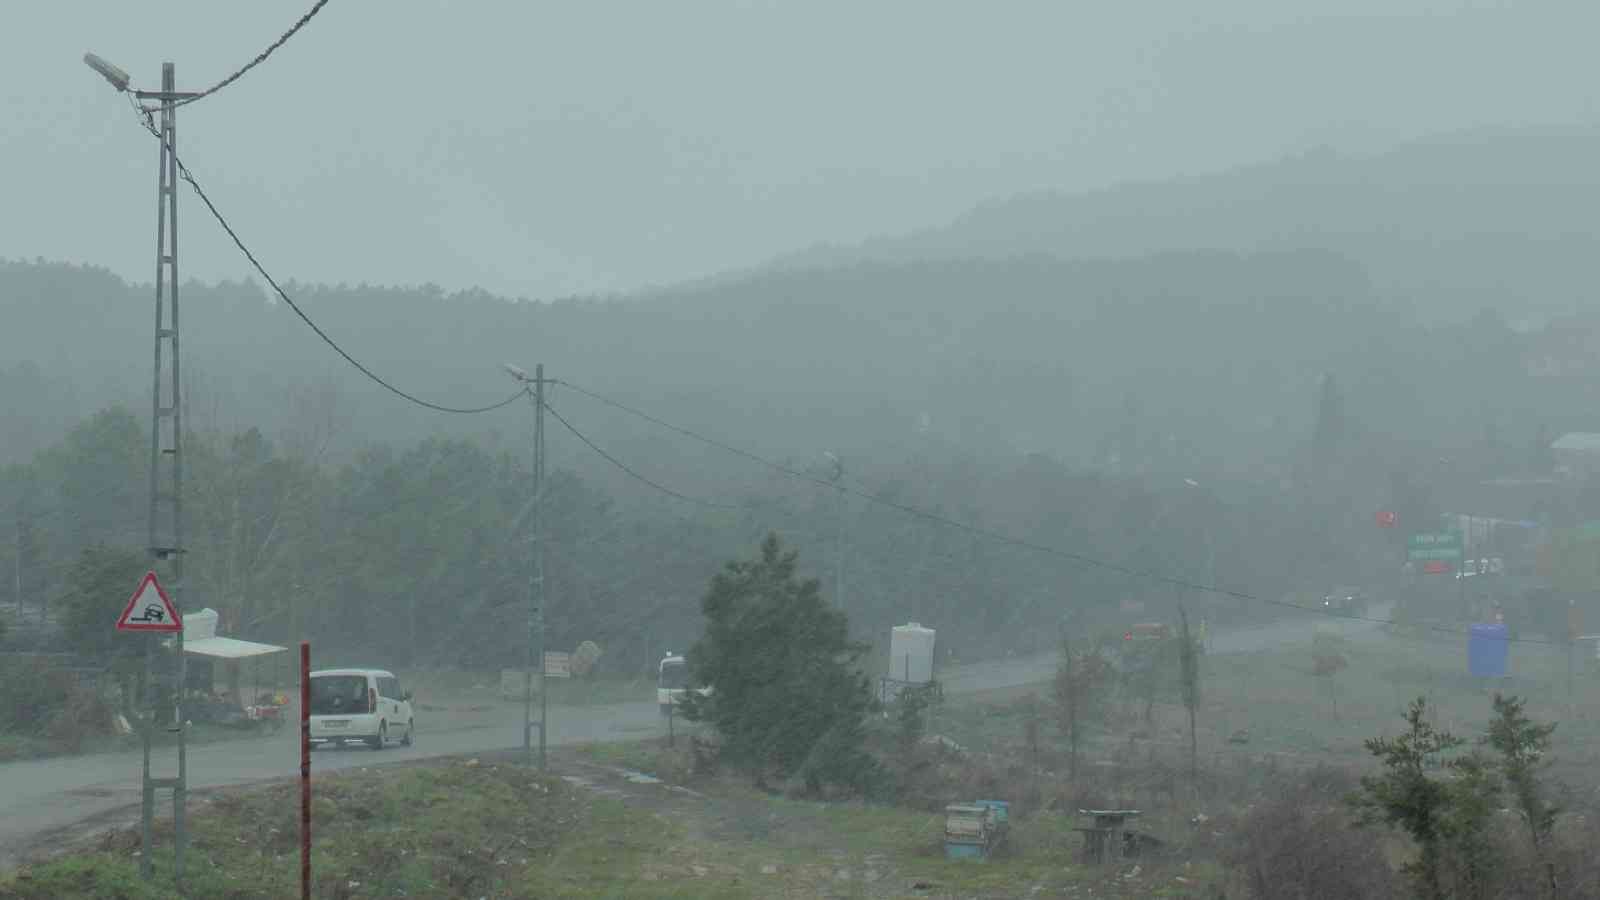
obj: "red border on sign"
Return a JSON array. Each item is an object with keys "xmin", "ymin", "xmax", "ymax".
[{"xmin": 116, "ymin": 571, "xmax": 183, "ymax": 632}]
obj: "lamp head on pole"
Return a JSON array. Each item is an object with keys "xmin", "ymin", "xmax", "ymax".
[
  {"xmin": 822, "ymin": 451, "xmax": 843, "ymax": 483},
  {"xmin": 83, "ymin": 52, "xmax": 131, "ymax": 92},
  {"xmin": 504, "ymin": 363, "xmax": 530, "ymax": 383}
]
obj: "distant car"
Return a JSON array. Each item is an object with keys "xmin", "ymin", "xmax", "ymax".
[
  {"xmin": 1124, "ymin": 622, "xmax": 1172, "ymax": 642},
  {"xmin": 1322, "ymin": 587, "xmax": 1369, "ymax": 616},
  {"xmin": 308, "ymin": 668, "xmax": 414, "ymax": 750},
  {"xmin": 1109, "ymin": 623, "xmax": 1196, "ymax": 674},
  {"xmin": 1455, "ymin": 558, "xmax": 1505, "ymax": 579}
]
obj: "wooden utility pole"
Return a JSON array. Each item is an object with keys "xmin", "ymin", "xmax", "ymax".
[
  {"xmin": 507, "ymin": 364, "xmax": 547, "ymax": 769},
  {"xmin": 1178, "ymin": 602, "xmax": 1199, "ymax": 787}
]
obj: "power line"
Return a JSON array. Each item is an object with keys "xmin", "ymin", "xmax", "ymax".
[
  {"xmin": 552, "ymin": 379, "xmax": 1560, "ymax": 647},
  {"xmin": 170, "ymin": 0, "xmax": 333, "ymax": 109},
  {"xmin": 101, "ymin": 106, "xmax": 1553, "ymax": 647},
  {"xmin": 543, "ymin": 401, "xmax": 738, "ymax": 510},
  {"xmin": 130, "ymin": 110, "xmax": 523, "ymax": 415}
]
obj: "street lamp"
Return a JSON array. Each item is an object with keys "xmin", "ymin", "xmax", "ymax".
[{"xmin": 83, "ymin": 53, "xmax": 131, "ymax": 92}]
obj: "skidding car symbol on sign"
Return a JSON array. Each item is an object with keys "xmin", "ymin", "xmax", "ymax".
[{"xmin": 115, "ymin": 571, "xmax": 182, "ymax": 633}]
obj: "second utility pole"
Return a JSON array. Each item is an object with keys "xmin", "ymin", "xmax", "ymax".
[{"xmin": 517, "ymin": 365, "xmax": 547, "ymax": 769}]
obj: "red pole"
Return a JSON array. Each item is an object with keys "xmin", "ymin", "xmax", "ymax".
[{"xmin": 299, "ymin": 641, "xmax": 310, "ymax": 900}]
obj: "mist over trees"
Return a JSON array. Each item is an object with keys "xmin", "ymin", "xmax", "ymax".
[
  {"xmin": 1, "ymin": 394, "xmax": 1338, "ymax": 672},
  {"xmin": 3, "ymin": 221, "xmax": 1596, "ymax": 668},
  {"xmin": 1, "ymin": 245, "xmax": 1574, "ymax": 477},
  {"xmin": 10, "ymin": 131, "xmax": 1600, "ymax": 669},
  {"xmin": 771, "ymin": 128, "xmax": 1600, "ymax": 325}
]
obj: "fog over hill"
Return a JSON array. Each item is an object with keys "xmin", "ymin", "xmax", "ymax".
[
  {"xmin": 771, "ymin": 128, "xmax": 1600, "ymax": 324},
  {"xmin": 2, "ymin": 250, "xmax": 1396, "ymax": 476}
]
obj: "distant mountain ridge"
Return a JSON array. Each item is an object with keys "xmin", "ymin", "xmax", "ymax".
[{"xmin": 764, "ymin": 126, "xmax": 1600, "ymax": 323}]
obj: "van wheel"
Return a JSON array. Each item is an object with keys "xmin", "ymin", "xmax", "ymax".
[
  {"xmin": 401, "ymin": 720, "xmax": 413, "ymax": 747},
  {"xmin": 370, "ymin": 723, "xmax": 387, "ymax": 750}
]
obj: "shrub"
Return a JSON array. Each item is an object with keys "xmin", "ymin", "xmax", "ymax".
[
  {"xmin": 0, "ymin": 658, "xmax": 76, "ymax": 732},
  {"xmin": 0, "ymin": 657, "xmax": 114, "ymax": 753},
  {"xmin": 1223, "ymin": 779, "xmax": 1399, "ymax": 899}
]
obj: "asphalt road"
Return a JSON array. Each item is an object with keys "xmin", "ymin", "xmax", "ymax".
[{"xmin": 0, "ymin": 606, "xmax": 1389, "ymax": 866}]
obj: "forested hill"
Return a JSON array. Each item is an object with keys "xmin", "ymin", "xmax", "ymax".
[
  {"xmin": 1, "ymin": 246, "xmax": 1591, "ymax": 664},
  {"xmin": 3, "ymin": 250, "xmax": 1399, "ymax": 476},
  {"xmin": 770, "ymin": 128, "xmax": 1600, "ymax": 325}
]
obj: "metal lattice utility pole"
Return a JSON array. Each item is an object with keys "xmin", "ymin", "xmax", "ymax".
[
  {"xmin": 83, "ymin": 49, "xmax": 198, "ymax": 888},
  {"xmin": 506, "ymin": 364, "xmax": 547, "ymax": 769},
  {"xmin": 142, "ymin": 61, "xmax": 193, "ymax": 885}
]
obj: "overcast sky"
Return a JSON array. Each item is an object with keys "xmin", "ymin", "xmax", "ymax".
[{"xmin": 5, "ymin": 0, "xmax": 1597, "ymax": 300}]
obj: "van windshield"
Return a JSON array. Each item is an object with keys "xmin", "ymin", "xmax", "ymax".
[
  {"xmin": 310, "ymin": 675, "xmax": 369, "ymax": 715},
  {"xmin": 659, "ymin": 661, "xmax": 687, "ymax": 690}
]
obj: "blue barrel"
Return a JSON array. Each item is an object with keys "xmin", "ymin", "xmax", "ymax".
[{"xmin": 1468, "ymin": 623, "xmax": 1508, "ymax": 678}]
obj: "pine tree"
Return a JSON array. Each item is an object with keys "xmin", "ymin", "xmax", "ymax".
[
  {"xmin": 1484, "ymin": 693, "xmax": 1559, "ymax": 897},
  {"xmin": 680, "ymin": 533, "xmax": 878, "ymax": 795},
  {"xmin": 1351, "ymin": 697, "xmax": 1467, "ymax": 900}
]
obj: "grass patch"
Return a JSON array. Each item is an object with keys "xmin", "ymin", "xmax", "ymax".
[
  {"xmin": 573, "ymin": 739, "xmax": 1227, "ymax": 898},
  {"xmin": 0, "ymin": 759, "xmax": 667, "ymax": 899},
  {"xmin": 928, "ymin": 631, "xmax": 1600, "ymax": 775},
  {"xmin": 0, "ymin": 750, "xmax": 1225, "ymax": 899}
]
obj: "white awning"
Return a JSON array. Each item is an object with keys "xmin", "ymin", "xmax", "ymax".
[
  {"xmin": 172, "ymin": 608, "xmax": 286, "ymax": 660},
  {"xmin": 184, "ymin": 636, "xmax": 286, "ymax": 660}
]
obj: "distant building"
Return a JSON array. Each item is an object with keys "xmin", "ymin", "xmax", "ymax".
[
  {"xmin": 1551, "ymin": 433, "xmax": 1600, "ymax": 478},
  {"xmin": 1525, "ymin": 316, "xmax": 1600, "ymax": 377}
]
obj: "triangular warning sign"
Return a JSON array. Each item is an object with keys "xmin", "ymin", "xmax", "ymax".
[{"xmin": 116, "ymin": 571, "xmax": 182, "ymax": 633}]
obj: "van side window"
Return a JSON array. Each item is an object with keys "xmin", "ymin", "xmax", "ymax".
[{"xmin": 378, "ymin": 677, "xmax": 399, "ymax": 700}]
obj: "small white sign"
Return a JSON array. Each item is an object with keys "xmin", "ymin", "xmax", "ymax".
[{"xmin": 543, "ymin": 652, "xmax": 571, "ymax": 678}]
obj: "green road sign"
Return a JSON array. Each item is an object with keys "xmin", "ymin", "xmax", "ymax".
[
  {"xmin": 1409, "ymin": 532, "xmax": 1463, "ymax": 562},
  {"xmin": 1409, "ymin": 532, "xmax": 1462, "ymax": 549}
]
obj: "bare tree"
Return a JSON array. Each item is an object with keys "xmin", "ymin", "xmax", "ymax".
[
  {"xmin": 1312, "ymin": 630, "xmax": 1350, "ymax": 721},
  {"xmin": 1054, "ymin": 638, "xmax": 1111, "ymax": 781}
]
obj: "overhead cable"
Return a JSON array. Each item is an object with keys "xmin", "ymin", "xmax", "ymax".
[
  {"xmin": 543, "ymin": 401, "xmax": 739, "ymax": 510},
  {"xmin": 131, "ymin": 111, "xmax": 523, "ymax": 415},
  {"xmin": 170, "ymin": 0, "xmax": 333, "ymax": 109},
  {"xmin": 553, "ymin": 379, "xmax": 1558, "ymax": 647}
]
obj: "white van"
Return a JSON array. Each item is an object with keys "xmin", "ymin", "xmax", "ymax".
[
  {"xmin": 657, "ymin": 653, "xmax": 710, "ymax": 716},
  {"xmin": 307, "ymin": 668, "xmax": 414, "ymax": 750}
]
